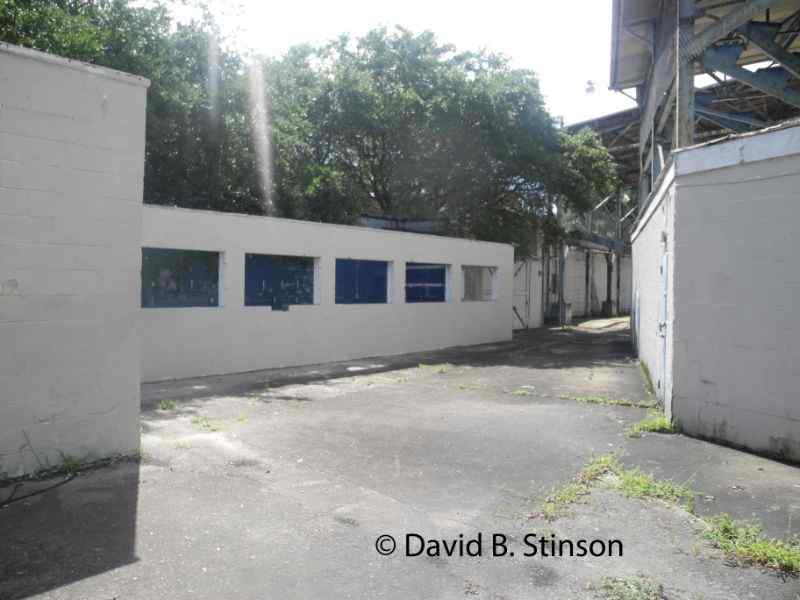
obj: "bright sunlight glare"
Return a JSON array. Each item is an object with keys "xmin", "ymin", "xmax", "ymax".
[{"xmin": 170, "ymin": 0, "xmax": 637, "ymax": 126}]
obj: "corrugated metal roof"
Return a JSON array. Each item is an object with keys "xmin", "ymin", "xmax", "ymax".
[{"xmin": 610, "ymin": 0, "xmax": 800, "ymax": 90}]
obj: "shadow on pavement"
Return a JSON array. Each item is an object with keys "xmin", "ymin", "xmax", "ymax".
[
  {"xmin": 0, "ymin": 461, "xmax": 139, "ymax": 600},
  {"xmin": 141, "ymin": 319, "xmax": 635, "ymax": 410}
]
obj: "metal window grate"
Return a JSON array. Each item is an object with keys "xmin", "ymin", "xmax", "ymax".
[
  {"xmin": 245, "ymin": 254, "xmax": 314, "ymax": 308},
  {"xmin": 405, "ymin": 262, "xmax": 446, "ymax": 303},
  {"xmin": 141, "ymin": 248, "xmax": 220, "ymax": 308}
]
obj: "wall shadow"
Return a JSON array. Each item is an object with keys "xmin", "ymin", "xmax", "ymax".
[{"xmin": 0, "ymin": 461, "xmax": 139, "ymax": 599}]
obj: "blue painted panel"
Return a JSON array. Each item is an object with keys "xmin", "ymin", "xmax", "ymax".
[
  {"xmin": 335, "ymin": 259, "xmax": 388, "ymax": 304},
  {"xmin": 245, "ymin": 254, "xmax": 314, "ymax": 307},
  {"xmin": 405, "ymin": 263, "xmax": 446, "ymax": 303},
  {"xmin": 141, "ymin": 248, "xmax": 220, "ymax": 308}
]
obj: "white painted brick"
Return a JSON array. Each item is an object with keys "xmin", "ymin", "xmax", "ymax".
[
  {"xmin": 637, "ymin": 137, "xmax": 800, "ymax": 462},
  {"xmin": 0, "ymin": 291, "xmax": 138, "ymax": 324},
  {"xmin": 0, "ymin": 213, "xmax": 139, "ymax": 247},
  {"xmin": 0, "ymin": 185, "xmax": 30, "ymax": 215},
  {"xmin": 141, "ymin": 205, "xmax": 513, "ymax": 381},
  {"xmin": 0, "ymin": 43, "xmax": 146, "ymax": 476},
  {"xmin": 0, "ymin": 131, "xmax": 66, "ymax": 166}
]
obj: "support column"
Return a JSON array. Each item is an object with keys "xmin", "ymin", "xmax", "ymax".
[
  {"xmin": 605, "ymin": 253, "xmax": 614, "ymax": 317},
  {"xmin": 676, "ymin": 0, "xmax": 696, "ymax": 148},
  {"xmin": 616, "ymin": 188, "xmax": 623, "ymax": 316},
  {"xmin": 584, "ymin": 250, "xmax": 591, "ymax": 317}
]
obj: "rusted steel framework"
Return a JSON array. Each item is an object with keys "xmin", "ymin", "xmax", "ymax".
[{"xmin": 609, "ymin": 0, "xmax": 800, "ymax": 210}]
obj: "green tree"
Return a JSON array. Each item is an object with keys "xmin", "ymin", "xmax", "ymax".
[
  {"xmin": 260, "ymin": 27, "xmax": 617, "ymax": 253},
  {"xmin": 1, "ymin": 7, "xmax": 618, "ymax": 250},
  {"xmin": 0, "ymin": 0, "xmax": 105, "ymax": 59},
  {"xmin": 0, "ymin": 0, "xmax": 264, "ymax": 212}
]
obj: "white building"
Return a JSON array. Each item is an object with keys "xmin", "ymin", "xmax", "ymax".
[
  {"xmin": 0, "ymin": 43, "xmax": 149, "ymax": 476},
  {"xmin": 632, "ymin": 122, "xmax": 800, "ymax": 462},
  {"xmin": 0, "ymin": 43, "xmax": 513, "ymax": 477}
]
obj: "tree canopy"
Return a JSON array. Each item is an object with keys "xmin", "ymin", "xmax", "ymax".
[{"xmin": 1, "ymin": 1, "xmax": 619, "ymax": 255}]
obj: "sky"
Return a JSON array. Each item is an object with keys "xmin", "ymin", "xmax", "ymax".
[{"xmin": 172, "ymin": 0, "xmax": 637, "ymax": 125}]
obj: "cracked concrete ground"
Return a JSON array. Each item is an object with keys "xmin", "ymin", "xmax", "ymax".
[{"xmin": 1, "ymin": 318, "xmax": 799, "ymax": 599}]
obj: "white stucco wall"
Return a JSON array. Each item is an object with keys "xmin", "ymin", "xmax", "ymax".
[
  {"xmin": 0, "ymin": 44, "xmax": 149, "ymax": 476},
  {"xmin": 631, "ymin": 167, "xmax": 676, "ymax": 411},
  {"xmin": 141, "ymin": 206, "xmax": 513, "ymax": 381},
  {"xmin": 672, "ymin": 143, "xmax": 800, "ymax": 461}
]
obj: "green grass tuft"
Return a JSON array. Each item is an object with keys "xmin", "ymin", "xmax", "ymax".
[
  {"xmin": 626, "ymin": 414, "xmax": 674, "ymax": 438},
  {"xmin": 537, "ymin": 455, "xmax": 621, "ymax": 521},
  {"xmin": 617, "ymin": 468, "xmax": 694, "ymax": 511},
  {"xmin": 560, "ymin": 395, "xmax": 655, "ymax": 409},
  {"xmin": 639, "ymin": 361, "xmax": 656, "ymax": 397},
  {"xmin": 580, "ymin": 454, "xmax": 623, "ymax": 481},
  {"xmin": 598, "ymin": 575, "xmax": 665, "ymax": 600},
  {"xmin": 157, "ymin": 399, "xmax": 177, "ymax": 411},
  {"xmin": 511, "ymin": 388, "xmax": 534, "ymax": 397},
  {"xmin": 191, "ymin": 415, "xmax": 223, "ymax": 432},
  {"xmin": 60, "ymin": 454, "xmax": 82, "ymax": 475},
  {"xmin": 704, "ymin": 514, "xmax": 800, "ymax": 573},
  {"xmin": 457, "ymin": 383, "xmax": 481, "ymax": 391},
  {"xmin": 418, "ymin": 363, "xmax": 452, "ymax": 374}
]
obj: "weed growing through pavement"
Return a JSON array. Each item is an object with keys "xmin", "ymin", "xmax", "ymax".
[
  {"xmin": 191, "ymin": 415, "xmax": 223, "ymax": 432},
  {"xmin": 596, "ymin": 575, "xmax": 666, "ymax": 600},
  {"xmin": 626, "ymin": 414, "xmax": 675, "ymax": 438},
  {"xmin": 559, "ymin": 395, "xmax": 656, "ymax": 409},
  {"xmin": 704, "ymin": 514, "xmax": 800, "ymax": 574},
  {"xmin": 616, "ymin": 468, "xmax": 694, "ymax": 512},
  {"xmin": 537, "ymin": 455, "xmax": 622, "ymax": 521},
  {"xmin": 418, "ymin": 363, "xmax": 453, "ymax": 374}
]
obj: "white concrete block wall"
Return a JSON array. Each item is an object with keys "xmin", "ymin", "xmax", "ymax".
[
  {"xmin": 619, "ymin": 255, "xmax": 632, "ymax": 313},
  {"xmin": 141, "ymin": 206, "xmax": 514, "ymax": 381},
  {"xmin": 0, "ymin": 44, "xmax": 149, "ymax": 476},
  {"xmin": 672, "ymin": 150, "xmax": 800, "ymax": 461},
  {"xmin": 634, "ymin": 124, "xmax": 800, "ymax": 462},
  {"xmin": 631, "ymin": 168, "xmax": 675, "ymax": 411}
]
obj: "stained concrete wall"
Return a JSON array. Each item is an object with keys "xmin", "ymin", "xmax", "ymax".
[
  {"xmin": 631, "ymin": 167, "xmax": 676, "ymax": 410},
  {"xmin": 0, "ymin": 44, "xmax": 149, "ymax": 476},
  {"xmin": 141, "ymin": 206, "xmax": 513, "ymax": 381},
  {"xmin": 619, "ymin": 255, "xmax": 632, "ymax": 314},
  {"xmin": 672, "ymin": 142, "xmax": 800, "ymax": 461},
  {"xmin": 633, "ymin": 123, "xmax": 800, "ymax": 462}
]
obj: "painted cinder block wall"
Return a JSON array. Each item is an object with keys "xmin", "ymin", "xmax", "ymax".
[
  {"xmin": 141, "ymin": 206, "xmax": 514, "ymax": 382},
  {"xmin": 631, "ymin": 168, "xmax": 676, "ymax": 413},
  {"xmin": 619, "ymin": 255, "xmax": 632, "ymax": 314},
  {"xmin": 0, "ymin": 44, "xmax": 149, "ymax": 476},
  {"xmin": 673, "ymin": 138, "xmax": 800, "ymax": 461},
  {"xmin": 633, "ymin": 124, "xmax": 800, "ymax": 462}
]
